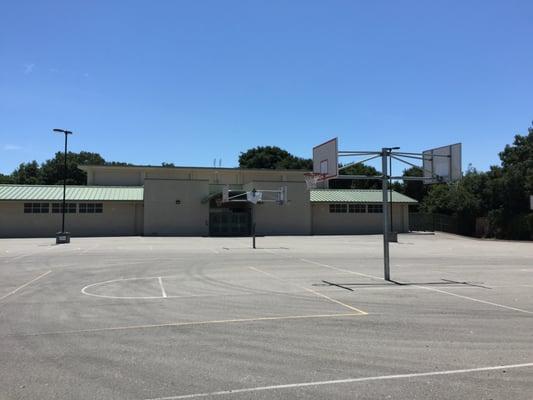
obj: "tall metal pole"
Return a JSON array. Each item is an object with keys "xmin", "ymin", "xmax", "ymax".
[
  {"xmin": 381, "ymin": 148, "xmax": 391, "ymax": 281},
  {"xmin": 389, "ymin": 154, "xmax": 393, "ymax": 231},
  {"xmin": 62, "ymin": 132, "xmax": 68, "ymax": 233},
  {"xmin": 251, "ymin": 205, "xmax": 256, "ymax": 249},
  {"xmin": 53, "ymin": 128, "xmax": 72, "ymax": 244}
]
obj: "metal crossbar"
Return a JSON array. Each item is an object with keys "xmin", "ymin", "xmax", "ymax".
[
  {"xmin": 390, "ymin": 154, "xmax": 437, "ymax": 180},
  {"xmin": 338, "ymin": 154, "xmax": 381, "ymax": 171}
]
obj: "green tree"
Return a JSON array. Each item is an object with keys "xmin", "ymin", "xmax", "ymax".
[
  {"xmin": 421, "ymin": 180, "xmax": 481, "ymax": 235},
  {"xmin": 11, "ymin": 161, "xmax": 42, "ymax": 184},
  {"xmin": 421, "ymin": 182, "xmax": 480, "ymax": 216},
  {"xmin": 420, "ymin": 125, "xmax": 533, "ymax": 239},
  {"xmin": 329, "ymin": 163, "xmax": 381, "ymax": 189},
  {"xmin": 8, "ymin": 151, "xmax": 110, "ymax": 185},
  {"xmin": 399, "ymin": 166, "xmax": 427, "ymax": 202},
  {"xmin": 0, "ymin": 173, "xmax": 14, "ymax": 184},
  {"xmin": 498, "ymin": 127, "xmax": 533, "ymax": 213},
  {"xmin": 239, "ymin": 146, "xmax": 312, "ymax": 170},
  {"xmin": 484, "ymin": 126, "xmax": 533, "ymax": 239},
  {"xmin": 40, "ymin": 151, "xmax": 106, "ymax": 185}
]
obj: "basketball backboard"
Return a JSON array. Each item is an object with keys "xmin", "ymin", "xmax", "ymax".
[
  {"xmin": 422, "ymin": 143, "xmax": 462, "ymax": 184},
  {"xmin": 246, "ymin": 190, "xmax": 263, "ymax": 204},
  {"xmin": 313, "ymin": 138, "xmax": 338, "ymax": 180},
  {"xmin": 222, "ymin": 185, "xmax": 287, "ymax": 205}
]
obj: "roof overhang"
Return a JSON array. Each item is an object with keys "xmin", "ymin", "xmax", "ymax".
[{"xmin": 0, "ymin": 185, "xmax": 144, "ymax": 202}]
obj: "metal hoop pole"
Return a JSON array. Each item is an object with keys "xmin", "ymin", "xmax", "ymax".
[
  {"xmin": 252, "ymin": 205, "xmax": 256, "ymax": 249},
  {"xmin": 382, "ymin": 148, "xmax": 390, "ymax": 281}
]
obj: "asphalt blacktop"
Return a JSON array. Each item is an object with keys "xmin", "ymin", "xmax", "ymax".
[{"xmin": 0, "ymin": 233, "xmax": 532, "ymax": 399}]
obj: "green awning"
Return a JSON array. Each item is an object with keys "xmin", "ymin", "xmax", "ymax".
[
  {"xmin": 310, "ymin": 189, "xmax": 417, "ymax": 203},
  {"xmin": 0, "ymin": 185, "xmax": 144, "ymax": 201}
]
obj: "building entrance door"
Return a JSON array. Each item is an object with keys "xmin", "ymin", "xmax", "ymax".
[{"xmin": 209, "ymin": 208, "xmax": 251, "ymax": 236}]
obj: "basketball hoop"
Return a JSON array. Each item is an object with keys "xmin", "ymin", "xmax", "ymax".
[{"xmin": 304, "ymin": 172, "xmax": 326, "ymax": 190}]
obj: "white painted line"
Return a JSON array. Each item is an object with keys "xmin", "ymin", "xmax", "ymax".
[
  {"xmin": 13, "ymin": 312, "xmax": 363, "ymax": 337},
  {"xmin": 79, "ymin": 288, "xmax": 314, "ymax": 301},
  {"xmin": 492, "ymin": 284, "xmax": 533, "ymax": 288},
  {"xmin": 299, "ymin": 258, "xmax": 533, "ymax": 315},
  {"xmin": 249, "ymin": 267, "xmax": 367, "ymax": 315},
  {"xmin": 145, "ymin": 362, "xmax": 533, "ymax": 399},
  {"xmin": 0, "ymin": 270, "xmax": 52, "ymax": 302},
  {"xmin": 80, "ymin": 247, "xmax": 91, "ymax": 254},
  {"xmin": 299, "ymin": 258, "xmax": 384, "ymax": 281},
  {"xmin": 2, "ymin": 253, "xmax": 33, "ymax": 263},
  {"xmin": 414, "ymin": 285, "xmax": 533, "ymax": 315},
  {"xmin": 158, "ymin": 277, "xmax": 167, "ymax": 298},
  {"xmin": 313, "ymin": 285, "xmax": 483, "ymax": 291}
]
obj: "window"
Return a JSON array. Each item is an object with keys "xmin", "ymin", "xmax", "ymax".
[
  {"xmin": 24, "ymin": 203, "xmax": 49, "ymax": 213},
  {"xmin": 79, "ymin": 203, "xmax": 103, "ymax": 214},
  {"xmin": 367, "ymin": 204, "xmax": 383, "ymax": 213},
  {"xmin": 329, "ymin": 204, "xmax": 347, "ymax": 213},
  {"xmin": 52, "ymin": 203, "xmax": 77, "ymax": 214},
  {"xmin": 349, "ymin": 204, "xmax": 366, "ymax": 213}
]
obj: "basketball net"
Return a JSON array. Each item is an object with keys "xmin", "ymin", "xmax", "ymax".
[{"xmin": 304, "ymin": 173, "xmax": 326, "ymax": 190}]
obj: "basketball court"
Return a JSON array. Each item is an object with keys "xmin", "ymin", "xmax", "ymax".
[{"xmin": 1, "ymin": 233, "xmax": 532, "ymax": 399}]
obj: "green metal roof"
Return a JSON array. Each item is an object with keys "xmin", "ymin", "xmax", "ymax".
[
  {"xmin": 0, "ymin": 185, "xmax": 144, "ymax": 201},
  {"xmin": 310, "ymin": 189, "xmax": 417, "ymax": 203}
]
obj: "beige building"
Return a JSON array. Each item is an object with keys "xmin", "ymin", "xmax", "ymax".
[{"xmin": 0, "ymin": 165, "xmax": 416, "ymax": 238}]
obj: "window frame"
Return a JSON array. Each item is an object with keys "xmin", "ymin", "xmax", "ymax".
[
  {"xmin": 367, "ymin": 204, "xmax": 383, "ymax": 213},
  {"xmin": 348, "ymin": 204, "xmax": 366, "ymax": 213},
  {"xmin": 24, "ymin": 203, "xmax": 50, "ymax": 214},
  {"xmin": 52, "ymin": 203, "xmax": 77, "ymax": 214},
  {"xmin": 329, "ymin": 203, "xmax": 348, "ymax": 213},
  {"xmin": 78, "ymin": 203, "xmax": 103, "ymax": 214}
]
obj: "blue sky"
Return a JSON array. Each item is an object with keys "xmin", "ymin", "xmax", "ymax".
[{"xmin": 1, "ymin": 0, "xmax": 532, "ymax": 175}]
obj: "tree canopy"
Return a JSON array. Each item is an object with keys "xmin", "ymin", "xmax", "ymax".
[
  {"xmin": 418, "ymin": 124, "xmax": 533, "ymax": 239},
  {"xmin": 5, "ymin": 151, "xmax": 120, "ymax": 185},
  {"xmin": 328, "ymin": 163, "xmax": 381, "ymax": 189},
  {"xmin": 238, "ymin": 146, "xmax": 312, "ymax": 170},
  {"xmin": 0, "ymin": 173, "xmax": 13, "ymax": 184},
  {"xmin": 399, "ymin": 166, "xmax": 427, "ymax": 203}
]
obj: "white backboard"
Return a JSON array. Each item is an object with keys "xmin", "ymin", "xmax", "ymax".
[
  {"xmin": 222, "ymin": 185, "xmax": 287, "ymax": 205},
  {"xmin": 313, "ymin": 137, "xmax": 338, "ymax": 180},
  {"xmin": 246, "ymin": 191, "xmax": 263, "ymax": 204},
  {"xmin": 423, "ymin": 143, "xmax": 462, "ymax": 184}
]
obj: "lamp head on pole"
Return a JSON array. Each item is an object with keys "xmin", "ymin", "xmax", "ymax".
[{"xmin": 53, "ymin": 128, "xmax": 73, "ymax": 135}]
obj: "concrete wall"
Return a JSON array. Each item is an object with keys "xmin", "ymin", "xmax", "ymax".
[
  {"xmin": 143, "ymin": 179, "xmax": 209, "ymax": 236},
  {"xmin": 311, "ymin": 203, "xmax": 409, "ymax": 235},
  {"xmin": 80, "ymin": 166, "xmax": 414, "ymax": 237},
  {"xmin": 0, "ymin": 201, "xmax": 142, "ymax": 238},
  {"xmin": 89, "ymin": 170, "xmax": 144, "ymax": 186},
  {"xmin": 87, "ymin": 166, "xmax": 307, "ymax": 187},
  {"xmin": 245, "ymin": 181, "xmax": 311, "ymax": 235}
]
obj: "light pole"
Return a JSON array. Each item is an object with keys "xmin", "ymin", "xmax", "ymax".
[{"xmin": 53, "ymin": 128, "xmax": 73, "ymax": 244}]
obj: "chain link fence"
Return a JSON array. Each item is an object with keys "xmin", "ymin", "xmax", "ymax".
[{"xmin": 409, "ymin": 213, "xmax": 460, "ymax": 234}]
